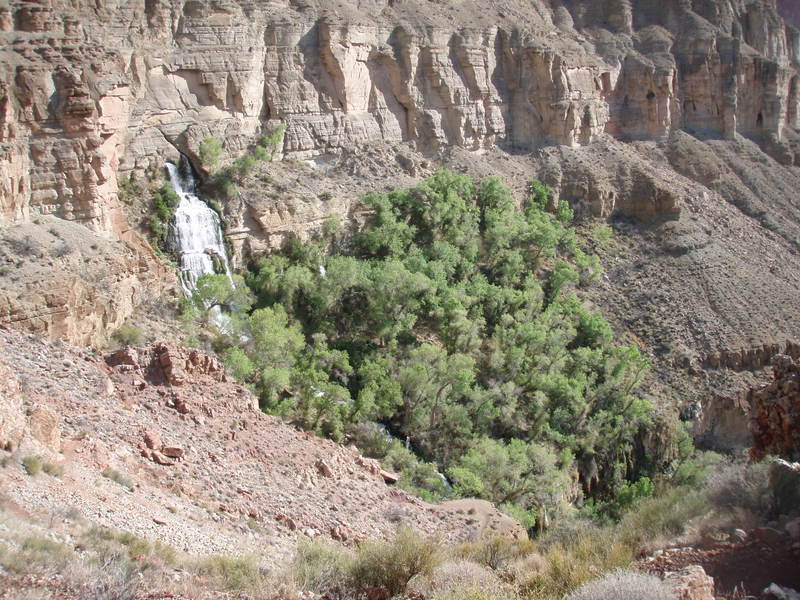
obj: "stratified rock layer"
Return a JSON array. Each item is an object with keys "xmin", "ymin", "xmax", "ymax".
[{"xmin": 1, "ymin": 0, "xmax": 798, "ymax": 233}]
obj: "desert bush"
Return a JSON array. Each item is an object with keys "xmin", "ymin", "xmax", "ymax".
[
  {"xmin": 566, "ymin": 568, "xmax": 672, "ymax": 600},
  {"xmin": 453, "ymin": 535, "xmax": 535, "ymax": 570},
  {"xmin": 290, "ymin": 538, "xmax": 353, "ymax": 593},
  {"xmin": 111, "ymin": 324, "xmax": 142, "ymax": 347},
  {"xmin": 525, "ymin": 525, "xmax": 633, "ymax": 599},
  {"xmin": 196, "ymin": 554, "xmax": 264, "ymax": 591},
  {"xmin": 407, "ymin": 560, "xmax": 512, "ymax": 600},
  {"xmin": 42, "ymin": 461, "xmax": 64, "ymax": 477},
  {"xmin": 616, "ymin": 486, "xmax": 706, "ymax": 551},
  {"xmin": 50, "ymin": 242, "xmax": 73, "ymax": 258},
  {"xmin": 101, "ymin": 467, "xmax": 134, "ymax": 491},
  {"xmin": 349, "ymin": 527, "xmax": 442, "ymax": 596},
  {"xmin": 22, "ymin": 455, "xmax": 42, "ymax": 476},
  {"xmin": 704, "ymin": 459, "xmax": 772, "ymax": 517},
  {"xmin": 74, "ymin": 556, "xmax": 140, "ymax": 600},
  {"xmin": 501, "ymin": 552, "xmax": 547, "ymax": 586},
  {"xmin": 7, "ymin": 234, "xmax": 41, "ymax": 257}
]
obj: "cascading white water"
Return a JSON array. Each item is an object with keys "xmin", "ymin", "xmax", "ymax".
[{"xmin": 165, "ymin": 158, "xmax": 231, "ymax": 297}]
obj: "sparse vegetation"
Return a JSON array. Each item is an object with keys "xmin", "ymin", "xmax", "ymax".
[
  {"xmin": 196, "ymin": 554, "xmax": 264, "ymax": 591},
  {"xmin": 290, "ymin": 538, "xmax": 353, "ymax": 593},
  {"xmin": 101, "ymin": 467, "xmax": 134, "ymax": 491},
  {"xmin": 22, "ymin": 455, "xmax": 42, "ymax": 476},
  {"xmin": 42, "ymin": 461, "xmax": 64, "ymax": 477},
  {"xmin": 111, "ymin": 323, "xmax": 142, "ymax": 347}
]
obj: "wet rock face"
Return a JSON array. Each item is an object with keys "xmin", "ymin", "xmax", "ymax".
[
  {"xmin": 749, "ymin": 354, "xmax": 800, "ymax": 461},
  {"xmin": 0, "ymin": 0, "xmax": 798, "ymax": 234}
]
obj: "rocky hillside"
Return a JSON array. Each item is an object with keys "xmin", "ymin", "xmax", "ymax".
[{"xmin": 0, "ymin": 326, "xmax": 522, "ymax": 568}]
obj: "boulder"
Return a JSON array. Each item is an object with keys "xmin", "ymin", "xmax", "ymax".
[
  {"xmin": 26, "ymin": 404, "xmax": 61, "ymax": 454},
  {"xmin": 663, "ymin": 566, "xmax": 715, "ymax": 600}
]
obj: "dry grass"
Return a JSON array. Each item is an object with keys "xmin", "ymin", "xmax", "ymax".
[
  {"xmin": 290, "ymin": 538, "xmax": 353, "ymax": 593},
  {"xmin": 195, "ymin": 554, "xmax": 265, "ymax": 591}
]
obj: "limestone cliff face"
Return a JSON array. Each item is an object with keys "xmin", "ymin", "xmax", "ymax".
[{"xmin": 1, "ymin": 0, "xmax": 798, "ymax": 235}]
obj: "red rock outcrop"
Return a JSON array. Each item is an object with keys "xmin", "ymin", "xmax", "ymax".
[{"xmin": 749, "ymin": 354, "xmax": 800, "ymax": 461}]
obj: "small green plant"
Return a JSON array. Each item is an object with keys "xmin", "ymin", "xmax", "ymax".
[
  {"xmin": 591, "ymin": 224, "xmax": 614, "ymax": 247},
  {"xmin": 102, "ymin": 467, "xmax": 134, "ymax": 491},
  {"xmin": 148, "ymin": 183, "xmax": 180, "ymax": 249},
  {"xmin": 22, "ymin": 456, "xmax": 42, "ymax": 476},
  {"xmin": 259, "ymin": 123, "xmax": 287, "ymax": 161},
  {"xmin": 111, "ymin": 324, "xmax": 142, "ymax": 347},
  {"xmin": 199, "ymin": 137, "xmax": 223, "ymax": 169},
  {"xmin": 42, "ymin": 462, "xmax": 64, "ymax": 477}
]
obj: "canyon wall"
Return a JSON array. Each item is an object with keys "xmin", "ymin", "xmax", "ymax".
[{"xmin": 1, "ymin": 0, "xmax": 798, "ymax": 236}]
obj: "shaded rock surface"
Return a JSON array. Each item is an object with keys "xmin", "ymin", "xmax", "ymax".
[{"xmin": 749, "ymin": 354, "xmax": 800, "ymax": 461}]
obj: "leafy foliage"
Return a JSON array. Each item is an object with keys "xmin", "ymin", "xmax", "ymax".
[
  {"xmin": 147, "ymin": 184, "xmax": 180, "ymax": 250},
  {"xmin": 199, "ymin": 137, "xmax": 223, "ymax": 169},
  {"xmin": 213, "ymin": 170, "xmax": 675, "ymax": 523}
]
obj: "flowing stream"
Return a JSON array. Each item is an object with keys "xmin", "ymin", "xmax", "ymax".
[{"xmin": 165, "ymin": 157, "xmax": 232, "ymax": 297}]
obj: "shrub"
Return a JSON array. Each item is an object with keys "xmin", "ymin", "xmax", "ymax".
[
  {"xmin": 616, "ymin": 486, "xmax": 706, "ymax": 551},
  {"xmin": 349, "ymin": 527, "xmax": 442, "ymax": 596},
  {"xmin": 101, "ymin": 468, "xmax": 134, "ymax": 491},
  {"xmin": 259, "ymin": 123, "xmax": 286, "ymax": 161},
  {"xmin": 111, "ymin": 324, "xmax": 142, "ymax": 347},
  {"xmin": 566, "ymin": 568, "xmax": 672, "ymax": 600},
  {"xmin": 50, "ymin": 242, "xmax": 73, "ymax": 258},
  {"xmin": 291, "ymin": 538, "xmax": 353, "ymax": 593},
  {"xmin": 525, "ymin": 525, "xmax": 633, "ymax": 599},
  {"xmin": 197, "ymin": 554, "xmax": 263, "ymax": 591},
  {"xmin": 453, "ymin": 536, "xmax": 535, "ymax": 570},
  {"xmin": 78, "ymin": 557, "xmax": 140, "ymax": 600},
  {"xmin": 199, "ymin": 137, "xmax": 223, "ymax": 169},
  {"xmin": 42, "ymin": 462, "xmax": 64, "ymax": 477},
  {"xmin": 22, "ymin": 456, "xmax": 42, "ymax": 476},
  {"xmin": 408, "ymin": 560, "xmax": 512, "ymax": 600},
  {"xmin": 704, "ymin": 459, "xmax": 772, "ymax": 517}
]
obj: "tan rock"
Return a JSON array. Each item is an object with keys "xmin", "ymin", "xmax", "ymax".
[
  {"xmin": 27, "ymin": 404, "xmax": 60, "ymax": 454},
  {"xmin": 0, "ymin": 358, "xmax": 25, "ymax": 451},
  {"xmin": 161, "ymin": 446, "xmax": 184, "ymax": 459},
  {"xmin": 664, "ymin": 566, "xmax": 715, "ymax": 600}
]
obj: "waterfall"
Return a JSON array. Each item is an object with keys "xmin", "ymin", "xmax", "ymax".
[{"xmin": 165, "ymin": 157, "xmax": 231, "ymax": 297}]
